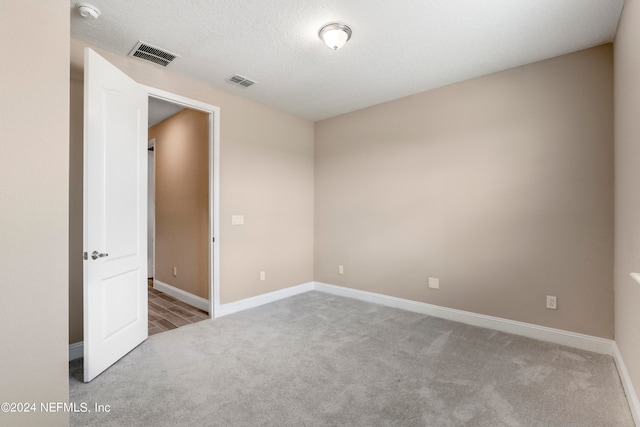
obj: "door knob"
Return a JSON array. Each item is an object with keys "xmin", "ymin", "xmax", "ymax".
[{"xmin": 91, "ymin": 251, "xmax": 109, "ymax": 260}]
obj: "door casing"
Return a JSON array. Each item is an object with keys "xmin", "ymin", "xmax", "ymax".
[{"xmin": 145, "ymin": 86, "xmax": 221, "ymax": 317}]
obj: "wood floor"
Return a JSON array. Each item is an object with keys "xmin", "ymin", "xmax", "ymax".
[{"xmin": 148, "ymin": 280, "xmax": 209, "ymax": 336}]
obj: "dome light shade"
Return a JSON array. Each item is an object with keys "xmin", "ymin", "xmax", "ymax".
[{"xmin": 319, "ymin": 23, "xmax": 352, "ymax": 50}]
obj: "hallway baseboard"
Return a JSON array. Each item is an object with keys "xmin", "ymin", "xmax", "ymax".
[
  {"xmin": 69, "ymin": 341, "xmax": 83, "ymax": 361},
  {"xmin": 153, "ymin": 280, "xmax": 209, "ymax": 312}
]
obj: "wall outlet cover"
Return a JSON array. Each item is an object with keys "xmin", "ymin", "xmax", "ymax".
[{"xmin": 428, "ymin": 277, "xmax": 439, "ymax": 289}]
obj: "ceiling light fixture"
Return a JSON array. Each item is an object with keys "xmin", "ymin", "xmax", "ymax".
[
  {"xmin": 76, "ymin": 3, "xmax": 101, "ymax": 20},
  {"xmin": 318, "ymin": 22, "xmax": 352, "ymax": 50}
]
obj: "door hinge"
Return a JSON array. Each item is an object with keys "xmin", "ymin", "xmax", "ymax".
[
  {"xmin": 83, "ymin": 251, "xmax": 88, "ymax": 260},
  {"xmin": 212, "ymin": 237, "xmax": 215, "ymax": 243}
]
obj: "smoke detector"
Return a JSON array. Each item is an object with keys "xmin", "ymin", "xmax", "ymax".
[{"xmin": 76, "ymin": 3, "xmax": 101, "ymax": 20}]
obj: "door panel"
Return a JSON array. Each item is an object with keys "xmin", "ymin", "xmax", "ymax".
[
  {"xmin": 83, "ymin": 48, "xmax": 148, "ymax": 382},
  {"xmin": 102, "ymin": 270, "xmax": 140, "ymax": 338}
]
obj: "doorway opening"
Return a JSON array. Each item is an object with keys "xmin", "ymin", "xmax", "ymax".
[{"xmin": 146, "ymin": 90, "xmax": 220, "ymax": 334}]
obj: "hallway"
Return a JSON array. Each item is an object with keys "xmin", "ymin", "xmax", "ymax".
[{"xmin": 148, "ymin": 281, "xmax": 208, "ymax": 335}]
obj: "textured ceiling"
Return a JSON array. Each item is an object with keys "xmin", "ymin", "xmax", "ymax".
[
  {"xmin": 148, "ymin": 97, "xmax": 184, "ymax": 127},
  {"xmin": 70, "ymin": 0, "xmax": 624, "ymax": 121}
]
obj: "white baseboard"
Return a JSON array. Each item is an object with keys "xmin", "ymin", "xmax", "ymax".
[
  {"xmin": 614, "ymin": 343, "xmax": 640, "ymax": 425},
  {"xmin": 215, "ymin": 282, "xmax": 315, "ymax": 317},
  {"xmin": 313, "ymin": 282, "xmax": 615, "ymax": 355},
  {"xmin": 69, "ymin": 341, "xmax": 83, "ymax": 361},
  {"xmin": 71, "ymin": 281, "xmax": 615, "ymax": 358},
  {"xmin": 154, "ymin": 280, "xmax": 210, "ymax": 313}
]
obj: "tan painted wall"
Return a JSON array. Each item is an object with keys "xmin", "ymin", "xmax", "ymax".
[
  {"xmin": 614, "ymin": 0, "xmax": 640, "ymax": 404},
  {"xmin": 315, "ymin": 45, "xmax": 614, "ymax": 338},
  {"xmin": 69, "ymin": 39, "xmax": 315, "ymax": 342},
  {"xmin": 150, "ymin": 109, "xmax": 210, "ymax": 299},
  {"xmin": 0, "ymin": 1, "xmax": 70, "ymax": 426}
]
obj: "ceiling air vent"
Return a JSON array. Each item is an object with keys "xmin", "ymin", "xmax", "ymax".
[
  {"xmin": 128, "ymin": 41, "xmax": 179, "ymax": 67},
  {"xmin": 226, "ymin": 74, "xmax": 257, "ymax": 88}
]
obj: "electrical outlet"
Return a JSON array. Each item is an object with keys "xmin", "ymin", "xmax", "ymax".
[
  {"xmin": 428, "ymin": 277, "xmax": 439, "ymax": 289},
  {"xmin": 338, "ymin": 265, "xmax": 344, "ymax": 275},
  {"xmin": 260, "ymin": 271, "xmax": 266, "ymax": 281},
  {"xmin": 546, "ymin": 295, "xmax": 557, "ymax": 310},
  {"xmin": 173, "ymin": 267, "xmax": 177, "ymax": 277}
]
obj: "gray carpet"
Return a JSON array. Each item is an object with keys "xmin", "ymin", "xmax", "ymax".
[{"xmin": 69, "ymin": 291, "xmax": 634, "ymax": 426}]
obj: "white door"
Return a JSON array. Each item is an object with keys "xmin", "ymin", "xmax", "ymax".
[{"xmin": 83, "ymin": 48, "xmax": 148, "ymax": 382}]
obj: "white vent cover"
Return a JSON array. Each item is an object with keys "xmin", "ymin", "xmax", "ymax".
[
  {"xmin": 226, "ymin": 74, "xmax": 257, "ymax": 88},
  {"xmin": 128, "ymin": 41, "xmax": 179, "ymax": 67}
]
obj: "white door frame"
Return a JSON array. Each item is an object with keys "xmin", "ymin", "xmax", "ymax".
[
  {"xmin": 144, "ymin": 86, "xmax": 220, "ymax": 317},
  {"xmin": 148, "ymin": 138, "xmax": 156, "ymax": 280}
]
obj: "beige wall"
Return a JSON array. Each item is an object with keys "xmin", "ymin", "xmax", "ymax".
[
  {"xmin": 0, "ymin": 2, "xmax": 70, "ymax": 426},
  {"xmin": 315, "ymin": 45, "xmax": 614, "ymax": 338},
  {"xmin": 150, "ymin": 109, "xmax": 210, "ymax": 299},
  {"xmin": 614, "ymin": 0, "xmax": 640, "ymax": 405},
  {"xmin": 68, "ymin": 38, "xmax": 314, "ymax": 342}
]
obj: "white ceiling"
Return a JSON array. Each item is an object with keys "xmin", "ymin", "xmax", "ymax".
[
  {"xmin": 70, "ymin": 0, "xmax": 624, "ymax": 121},
  {"xmin": 148, "ymin": 97, "xmax": 184, "ymax": 127}
]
